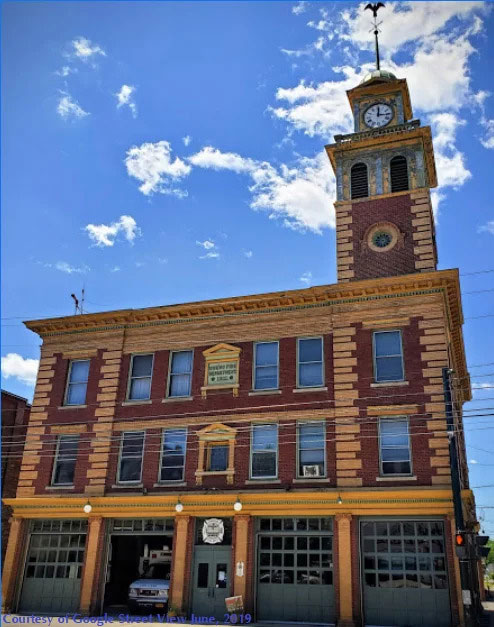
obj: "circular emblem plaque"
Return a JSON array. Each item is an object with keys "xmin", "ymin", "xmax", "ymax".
[{"xmin": 202, "ymin": 518, "xmax": 225, "ymax": 544}]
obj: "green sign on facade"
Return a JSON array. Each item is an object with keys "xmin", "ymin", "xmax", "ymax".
[{"xmin": 207, "ymin": 361, "xmax": 238, "ymax": 385}]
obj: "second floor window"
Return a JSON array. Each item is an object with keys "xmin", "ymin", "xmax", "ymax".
[
  {"xmin": 253, "ymin": 342, "xmax": 279, "ymax": 390},
  {"xmin": 298, "ymin": 338, "xmax": 324, "ymax": 387},
  {"xmin": 298, "ymin": 422, "xmax": 325, "ymax": 478},
  {"xmin": 118, "ymin": 431, "xmax": 145, "ymax": 483},
  {"xmin": 128, "ymin": 354, "xmax": 153, "ymax": 400},
  {"xmin": 208, "ymin": 444, "xmax": 228, "ymax": 472},
  {"xmin": 160, "ymin": 428, "xmax": 187, "ymax": 482},
  {"xmin": 373, "ymin": 330, "xmax": 404, "ymax": 382},
  {"xmin": 168, "ymin": 350, "xmax": 193, "ymax": 397},
  {"xmin": 52, "ymin": 435, "xmax": 79, "ymax": 486},
  {"xmin": 65, "ymin": 360, "xmax": 90, "ymax": 406},
  {"xmin": 251, "ymin": 424, "xmax": 278, "ymax": 478},
  {"xmin": 379, "ymin": 417, "xmax": 412, "ymax": 476}
]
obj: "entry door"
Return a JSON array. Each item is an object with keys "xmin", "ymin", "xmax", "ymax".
[{"xmin": 191, "ymin": 546, "xmax": 231, "ymax": 619}]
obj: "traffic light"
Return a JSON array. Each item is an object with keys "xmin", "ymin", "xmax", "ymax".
[
  {"xmin": 455, "ymin": 532, "xmax": 467, "ymax": 559},
  {"xmin": 475, "ymin": 535, "xmax": 490, "ymax": 559}
]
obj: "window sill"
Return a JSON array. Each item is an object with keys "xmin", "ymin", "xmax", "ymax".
[
  {"xmin": 370, "ymin": 381, "xmax": 409, "ymax": 388},
  {"xmin": 248, "ymin": 389, "xmax": 282, "ymax": 396},
  {"xmin": 245, "ymin": 479, "xmax": 281, "ymax": 484},
  {"xmin": 111, "ymin": 483, "xmax": 143, "ymax": 489},
  {"xmin": 292, "ymin": 477, "xmax": 330, "ymax": 483},
  {"xmin": 58, "ymin": 405, "xmax": 87, "ymax": 410},
  {"xmin": 162, "ymin": 396, "xmax": 193, "ymax": 403},
  {"xmin": 376, "ymin": 475, "xmax": 417, "ymax": 481},
  {"xmin": 46, "ymin": 485, "xmax": 75, "ymax": 490},
  {"xmin": 293, "ymin": 387, "xmax": 328, "ymax": 393},
  {"xmin": 153, "ymin": 482, "xmax": 187, "ymax": 488},
  {"xmin": 121, "ymin": 400, "xmax": 152, "ymax": 406}
]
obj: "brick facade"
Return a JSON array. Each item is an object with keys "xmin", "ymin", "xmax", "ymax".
[{"xmin": 1, "ymin": 390, "xmax": 30, "ymax": 568}]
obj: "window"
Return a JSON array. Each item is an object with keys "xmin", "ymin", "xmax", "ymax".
[
  {"xmin": 160, "ymin": 428, "xmax": 187, "ymax": 482},
  {"xmin": 253, "ymin": 342, "xmax": 279, "ymax": 390},
  {"xmin": 379, "ymin": 417, "xmax": 412, "ymax": 475},
  {"xmin": 297, "ymin": 338, "xmax": 324, "ymax": 388},
  {"xmin": 65, "ymin": 360, "xmax": 90, "ymax": 406},
  {"xmin": 52, "ymin": 435, "xmax": 79, "ymax": 486},
  {"xmin": 298, "ymin": 422, "xmax": 325, "ymax": 477},
  {"xmin": 128, "ymin": 354, "xmax": 153, "ymax": 400},
  {"xmin": 373, "ymin": 330, "xmax": 404, "ymax": 382},
  {"xmin": 118, "ymin": 431, "xmax": 145, "ymax": 483},
  {"xmin": 251, "ymin": 424, "xmax": 278, "ymax": 478},
  {"xmin": 351, "ymin": 162, "xmax": 368, "ymax": 199},
  {"xmin": 208, "ymin": 444, "xmax": 228, "ymax": 471},
  {"xmin": 168, "ymin": 350, "xmax": 193, "ymax": 397},
  {"xmin": 390, "ymin": 155, "xmax": 409, "ymax": 192}
]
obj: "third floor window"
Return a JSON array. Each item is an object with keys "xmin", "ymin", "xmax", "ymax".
[
  {"xmin": 373, "ymin": 330, "xmax": 404, "ymax": 383},
  {"xmin": 128, "ymin": 354, "xmax": 153, "ymax": 400},
  {"xmin": 168, "ymin": 350, "xmax": 193, "ymax": 397},
  {"xmin": 65, "ymin": 360, "xmax": 89, "ymax": 406},
  {"xmin": 253, "ymin": 341, "xmax": 279, "ymax": 390},
  {"xmin": 297, "ymin": 338, "xmax": 324, "ymax": 388}
]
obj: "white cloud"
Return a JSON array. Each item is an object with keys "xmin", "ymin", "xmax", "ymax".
[
  {"xmin": 71, "ymin": 36, "xmax": 106, "ymax": 62},
  {"xmin": 135, "ymin": 261, "xmax": 146, "ymax": 268},
  {"xmin": 125, "ymin": 140, "xmax": 191, "ymax": 196},
  {"xmin": 182, "ymin": 135, "xmax": 192, "ymax": 147},
  {"xmin": 158, "ymin": 257, "xmax": 168, "ymax": 264},
  {"xmin": 479, "ymin": 221, "xmax": 494, "ymax": 236},
  {"xmin": 429, "ymin": 113, "xmax": 471, "ymax": 192},
  {"xmin": 56, "ymin": 66, "xmax": 77, "ymax": 77},
  {"xmin": 189, "ymin": 146, "xmax": 334, "ymax": 232},
  {"xmin": 339, "ymin": 2, "xmax": 485, "ymax": 56},
  {"xmin": 85, "ymin": 215, "xmax": 141, "ymax": 247},
  {"xmin": 54, "ymin": 261, "xmax": 89, "ymax": 274},
  {"xmin": 57, "ymin": 91, "xmax": 89, "ymax": 120},
  {"xmin": 244, "ymin": 250, "xmax": 253, "ymax": 258},
  {"xmin": 292, "ymin": 1, "xmax": 308, "ymax": 15},
  {"xmin": 299, "ymin": 271, "xmax": 313, "ymax": 285},
  {"xmin": 480, "ymin": 118, "xmax": 494, "ymax": 149},
  {"xmin": 188, "ymin": 147, "xmax": 257, "ymax": 173},
  {"xmin": 469, "ymin": 459, "xmax": 478, "ymax": 465},
  {"xmin": 1, "ymin": 353, "xmax": 39, "ymax": 386},
  {"xmin": 110, "ymin": 266, "xmax": 121, "ymax": 273},
  {"xmin": 200, "ymin": 251, "xmax": 220, "ymax": 260},
  {"xmin": 196, "ymin": 239, "xmax": 216, "ymax": 250},
  {"xmin": 116, "ymin": 84, "xmax": 137, "ymax": 118}
]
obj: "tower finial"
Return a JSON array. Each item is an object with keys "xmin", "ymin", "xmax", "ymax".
[{"xmin": 364, "ymin": 3, "xmax": 385, "ymax": 71}]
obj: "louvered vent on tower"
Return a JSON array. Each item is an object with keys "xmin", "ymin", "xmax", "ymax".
[
  {"xmin": 390, "ymin": 156, "xmax": 409, "ymax": 192},
  {"xmin": 350, "ymin": 163, "xmax": 368, "ymax": 199}
]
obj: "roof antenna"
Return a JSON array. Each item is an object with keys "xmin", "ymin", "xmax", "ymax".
[
  {"xmin": 365, "ymin": 3, "xmax": 385, "ymax": 70},
  {"xmin": 70, "ymin": 287, "xmax": 85, "ymax": 315}
]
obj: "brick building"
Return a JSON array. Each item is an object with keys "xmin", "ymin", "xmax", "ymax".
[
  {"xmin": 2, "ymin": 70, "xmax": 479, "ymax": 626},
  {"xmin": 1, "ymin": 389, "xmax": 30, "ymax": 570}
]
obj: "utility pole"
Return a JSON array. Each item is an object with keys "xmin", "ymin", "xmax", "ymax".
[{"xmin": 443, "ymin": 367, "xmax": 477, "ymax": 626}]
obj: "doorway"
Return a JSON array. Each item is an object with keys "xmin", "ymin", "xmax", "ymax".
[{"xmin": 191, "ymin": 546, "xmax": 231, "ymax": 619}]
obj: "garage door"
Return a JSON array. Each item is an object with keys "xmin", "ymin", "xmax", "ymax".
[
  {"xmin": 361, "ymin": 520, "xmax": 451, "ymax": 627},
  {"xmin": 19, "ymin": 520, "xmax": 87, "ymax": 614},
  {"xmin": 256, "ymin": 517, "xmax": 335, "ymax": 623}
]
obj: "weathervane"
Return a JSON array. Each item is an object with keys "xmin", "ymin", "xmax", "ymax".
[{"xmin": 365, "ymin": 3, "xmax": 385, "ymax": 70}]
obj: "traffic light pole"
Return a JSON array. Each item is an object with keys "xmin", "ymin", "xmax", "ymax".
[{"xmin": 442, "ymin": 367, "xmax": 476, "ymax": 626}]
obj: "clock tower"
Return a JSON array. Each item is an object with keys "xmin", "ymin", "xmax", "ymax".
[{"xmin": 325, "ymin": 69, "xmax": 438, "ymax": 282}]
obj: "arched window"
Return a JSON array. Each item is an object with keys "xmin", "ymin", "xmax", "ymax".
[
  {"xmin": 390, "ymin": 156, "xmax": 409, "ymax": 192},
  {"xmin": 350, "ymin": 162, "xmax": 368, "ymax": 199}
]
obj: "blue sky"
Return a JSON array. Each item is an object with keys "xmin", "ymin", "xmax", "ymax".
[{"xmin": 2, "ymin": 1, "xmax": 494, "ymax": 530}]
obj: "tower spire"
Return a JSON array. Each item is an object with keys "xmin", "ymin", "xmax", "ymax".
[{"xmin": 365, "ymin": 3, "xmax": 385, "ymax": 71}]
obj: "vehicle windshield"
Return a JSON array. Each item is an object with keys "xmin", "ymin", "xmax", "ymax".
[{"xmin": 143, "ymin": 564, "xmax": 169, "ymax": 580}]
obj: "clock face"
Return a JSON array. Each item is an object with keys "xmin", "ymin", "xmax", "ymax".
[{"xmin": 363, "ymin": 103, "xmax": 393, "ymax": 129}]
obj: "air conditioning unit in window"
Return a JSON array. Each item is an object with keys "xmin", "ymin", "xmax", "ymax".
[{"xmin": 302, "ymin": 465, "xmax": 321, "ymax": 478}]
